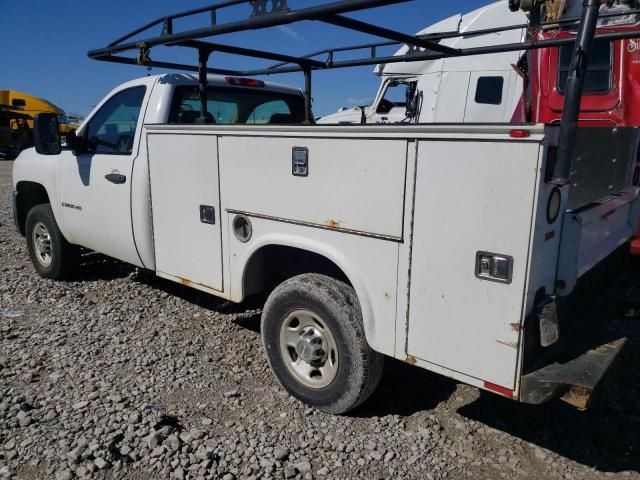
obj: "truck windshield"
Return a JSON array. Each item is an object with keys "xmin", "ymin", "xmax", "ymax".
[
  {"xmin": 557, "ymin": 40, "xmax": 612, "ymax": 94},
  {"xmin": 169, "ymin": 86, "xmax": 305, "ymax": 125}
]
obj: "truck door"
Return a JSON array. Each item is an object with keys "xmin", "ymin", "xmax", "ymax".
[
  {"xmin": 57, "ymin": 85, "xmax": 148, "ymax": 267},
  {"xmin": 146, "ymin": 133, "xmax": 224, "ymax": 292}
]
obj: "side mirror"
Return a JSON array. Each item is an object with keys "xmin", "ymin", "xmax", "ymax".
[
  {"xmin": 33, "ymin": 113, "xmax": 61, "ymax": 155},
  {"xmin": 65, "ymin": 130, "xmax": 90, "ymax": 155}
]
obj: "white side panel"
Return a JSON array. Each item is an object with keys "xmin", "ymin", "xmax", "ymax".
[
  {"xmin": 464, "ymin": 71, "xmax": 509, "ymax": 123},
  {"xmin": 434, "ymin": 72, "xmax": 470, "ymax": 123},
  {"xmin": 130, "ymin": 135, "xmax": 155, "ymax": 269},
  {"xmin": 557, "ymin": 189, "xmax": 640, "ymax": 294},
  {"xmin": 408, "ymin": 139, "xmax": 541, "ymax": 389},
  {"xmin": 226, "ymin": 216, "xmax": 400, "ymax": 357},
  {"xmin": 505, "ymin": 70, "xmax": 523, "ymax": 123},
  {"xmin": 219, "ymin": 137, "xmax": 407, "ymax": 239},
  {"xmin": 12, "ymin": 148, "xmax": 64, "ymax": 236},
  {"xmin": 416, "ymin": 73, "xmax": 442, "ymax": 124},
  {"xmin": 147, "ymin": 133, "xmax": 223, "ymax": 291}
]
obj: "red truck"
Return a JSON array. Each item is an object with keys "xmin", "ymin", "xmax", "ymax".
[{"xmin": 529, "ymin": 20, "xmax": 640, "ymax": 126}]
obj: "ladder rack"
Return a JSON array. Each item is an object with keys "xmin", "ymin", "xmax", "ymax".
[{"xmin": 88, "ymin": 0, "xmax": 640, "ymax": 184}]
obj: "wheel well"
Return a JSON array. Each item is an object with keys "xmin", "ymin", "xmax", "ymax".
[
  {"xmin": 15, "ymin": 181, "xmax": 50, "ymax": 236},
  {"xmin": 243, "ymin": 245, "xmax": 351, "ymax": 298}
]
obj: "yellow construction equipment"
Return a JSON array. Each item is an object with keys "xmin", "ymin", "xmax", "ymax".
[{"xmin": 0, "ymin": 90, "xmax": 77, "ymax": 159}]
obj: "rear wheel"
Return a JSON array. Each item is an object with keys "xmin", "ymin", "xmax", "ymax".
[
  {"xmin": 25, "ymin": 204, "xmax": 79, "ymax": 279},
  {"xmin": 261, "ymin": 274, "xmax": 383, "ymax": 414}
]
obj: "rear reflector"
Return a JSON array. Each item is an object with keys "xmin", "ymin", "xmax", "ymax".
[
  {"xmin": 225, "ymin": 76, "xmax": 265, "ymax": 88},
  {"xmin": 510, "ymin": 129, "xmax": 531, "ymax": 138},
  {"xmin": 484, "ymin": 381, "xmax": 514, "ymax": 398}
]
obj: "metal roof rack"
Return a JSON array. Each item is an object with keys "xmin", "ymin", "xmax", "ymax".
[{"xmin": 88, "ymin": 0, "xmax": 640, "ymax": 185}]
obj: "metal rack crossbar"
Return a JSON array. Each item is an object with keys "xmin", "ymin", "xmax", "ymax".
[{"xmin": 88, "ymin": 0, "xmax": 640, "ymax": 184}]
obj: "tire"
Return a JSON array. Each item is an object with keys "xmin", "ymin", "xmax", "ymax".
[
  {"xmin": 261, "ymin": 273, "xmax": 384, "ymax": 414},
  {"xmin": 25, "ymin": 203, "xmax": 79, "ymax": 280}
]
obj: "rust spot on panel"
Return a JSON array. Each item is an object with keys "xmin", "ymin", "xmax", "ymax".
[
  {"xmin": 497, "ymin": 340, "xmax": 519, "ymax": 349},
  {"xmin": 173, "ymin": 275, "xmax": 217, "ymax": 292},
  {"xmin": 404, "ymin": 355, "xmax": 417, "ymax": 365},
  {"xmin": 510, "ymin": 323, "xmax": 522, "ymax": 333},
  {"xmin": 384, "ymin": 292, "xmax": 391, "ymax": 300},
  {"xmin": 325, "ymin": 219, "xmax": 342, "ymax": 229}
]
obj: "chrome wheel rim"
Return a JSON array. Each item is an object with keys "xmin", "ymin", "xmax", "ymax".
[
  {"xmin": 279, "ymin": 309, "xmax": 339, "ymax": 389},
  {"xmin": 32, "ymin": 222, "xmax": 53, "ymax": 267}
]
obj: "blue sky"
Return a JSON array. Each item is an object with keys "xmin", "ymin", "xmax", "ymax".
[{"xmin": 1, "ymin": 0, "xmax": 491, "ymax": 117}]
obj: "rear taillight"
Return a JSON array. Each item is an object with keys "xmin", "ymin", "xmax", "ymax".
[{"xmin": 225, "ymin": 76, "xmax": 265, "ymax": 88}]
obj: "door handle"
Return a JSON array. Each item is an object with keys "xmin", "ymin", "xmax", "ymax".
[{"xmin": 105, "ymin": 172, "xmax": 127, "ymax": 184}]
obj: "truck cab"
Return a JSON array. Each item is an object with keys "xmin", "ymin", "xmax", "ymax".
[
  {"xmin": 318, "ymin": 1, "xmax": 527, "ymax": 125},
  {"xmin": 13, "ymin": 73, "xmax": 306, "ymax": 270},
  {"xmin": 528, "ymin": 4, "xmax": 640, "ymax": 126}
]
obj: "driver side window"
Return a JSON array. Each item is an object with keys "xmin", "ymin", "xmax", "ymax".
[
  {"xmin": 377, "ymin": 82, "xmax": 410, "ymax": 114},
  {"xmin": 85, "ymin": 86, "xmax": 146, "ymax": 155}
]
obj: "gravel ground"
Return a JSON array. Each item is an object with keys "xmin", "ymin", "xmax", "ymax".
[{"xmin": 1, "ymin": 159, "xmax": 640, "ymax": 480}]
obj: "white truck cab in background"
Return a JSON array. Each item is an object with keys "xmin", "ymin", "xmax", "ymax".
[{"xmin": 318, "ymin": 1, "xmax": 527, "ymax": 125}]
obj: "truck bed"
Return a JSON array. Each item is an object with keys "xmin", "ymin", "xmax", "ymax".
[{"xmin": 142, "ymin": 122, "xmax": 638, "ymax": 399}]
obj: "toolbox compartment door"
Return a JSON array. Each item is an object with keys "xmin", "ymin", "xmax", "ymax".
[
  {"xmin": 407, "ymin": 139, "xmax": 542, "ymax": 389},
  {"xmin": 147, "ymin": 133, "xmax": 223, "ymax": 291},
  {"xmin": 219, "ymin": 136, "xmax": 408, "ymax": 239}
]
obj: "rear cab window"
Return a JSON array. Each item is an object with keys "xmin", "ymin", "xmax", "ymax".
[
  {"xmin": 169, "ymin": 86, "xmax": 305, "ymax": 125},
  {"xmin": 557, "ymin": 40, "xmax": 613, "ymax": 94},
  {"xmin": 475, "ymin": 76, "xmax": 504, "ymax": 105}
]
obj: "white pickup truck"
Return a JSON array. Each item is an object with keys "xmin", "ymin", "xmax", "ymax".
[{"xmin": 11, "ymin": 0, "xmax": 640, "ymax": 414}]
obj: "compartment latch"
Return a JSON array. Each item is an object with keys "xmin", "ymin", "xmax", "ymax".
[{"xmin": 475, "ymin": 251, "xmax": 513, "ymax": 284}]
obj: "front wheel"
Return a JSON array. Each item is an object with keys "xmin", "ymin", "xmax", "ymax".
[
  {"xmin": 261, "ymin": 274, "xmax": 383, "ymax": 414},
  {"xmin": 25, "ymin": 204, "xmax": 79, "ymax": 280}
]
